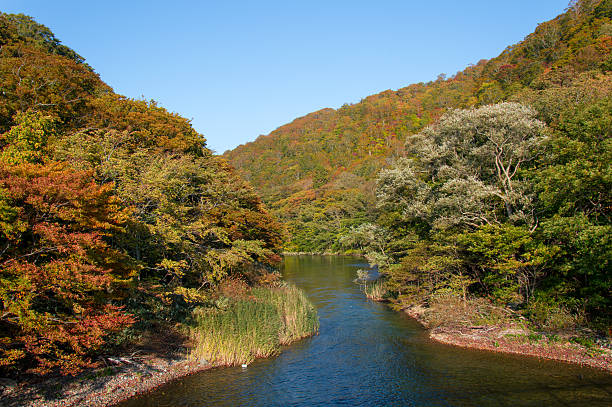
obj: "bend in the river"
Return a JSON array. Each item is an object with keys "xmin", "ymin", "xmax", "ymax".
[{"xmin": 119, "ymin": 255, "xmax": 612, "ymax": 407}]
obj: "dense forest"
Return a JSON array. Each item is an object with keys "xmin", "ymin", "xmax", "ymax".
[
  {"xmin": 227, "ymin": 0, "xmax": 611, "ymax": 327},
  {"xmin": 0, "ymin": 13, "xmax": 291, "ymax": 376}
]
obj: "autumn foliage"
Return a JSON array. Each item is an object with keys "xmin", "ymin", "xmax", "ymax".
[
  {"xmin": 0, "ymin": 161, "xmax": 134, "ymax": 374},
  {"xmin": 0, "ymin": 14, "xmax": 283, "ymax": 376},
  {"xmin": 226, "ymin": 1, "xmax": 611, "ymax": 327},
  {"xmin": 225, "ymin": 0, "xmax": 612, "ymax": 254},
  {"xmin": 1, "ymin": 0, "xmax": 610, "ymax": 376}
]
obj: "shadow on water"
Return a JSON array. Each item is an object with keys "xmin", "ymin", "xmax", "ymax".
[{"xmin": 118, "ymin": 255, "xmax": 612, "ymax": 407}]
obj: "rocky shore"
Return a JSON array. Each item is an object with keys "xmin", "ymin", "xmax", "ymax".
[
  {"xmin": 1, "ymin": 353, "xmax": 212, "ymax": 407},
  {"xmin": 404, "ymin": 306, "xmax": 612, "ymax": 373}
]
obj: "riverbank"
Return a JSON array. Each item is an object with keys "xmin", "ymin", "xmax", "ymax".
[
  {"xmin": 282, "ymin": 251, "xmax": 360, "ymax": 256},
  {"xmin": 402, "ymin": 304, "xmax": 612, "ymax": 373},
  {"xmin": 2, "ymin": 282, "xmax": 319, "ymax": 407},
  {"xmin": 1, "ymin": 350, "xmax": 213, "ymax": 407},
  {"xmin": 357, "ymin": 275, "xmax": 612, "ymax": 373}
]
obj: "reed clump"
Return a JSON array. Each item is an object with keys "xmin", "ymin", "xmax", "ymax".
[
  {"xmin": 189, "ymin": 283, "xmax": 318, "ymax": 366},
  {"xmin": 363, "ymin": 279, "xmax": 389, "ymax": 301}
]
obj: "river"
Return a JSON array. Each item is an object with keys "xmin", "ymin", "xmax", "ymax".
[{"xmin": 118, "ymin": 255, "xmax": 612, "ymax": 406}]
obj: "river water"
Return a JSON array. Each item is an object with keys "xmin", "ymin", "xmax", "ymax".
[{"xmin": 119, "ymin": 255, "xmax": 612, "ymax": 406}]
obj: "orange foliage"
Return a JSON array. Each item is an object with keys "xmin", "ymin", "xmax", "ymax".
[{"xmin": 0, "ymin": 162, "xmax": 134, "ymax": 374}]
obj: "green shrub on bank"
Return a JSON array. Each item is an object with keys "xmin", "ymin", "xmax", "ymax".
[
  {"xmin": 524, "ymin": 300, "xmax": 585, "ymax": 332},
  {"xmin": 190, "ymin": 284, "xmax": 318, "ymax": 366}
]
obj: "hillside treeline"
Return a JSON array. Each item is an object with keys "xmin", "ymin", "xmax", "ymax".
[
  {"xmin": 227, "ymin": 0, "xmax": 611, "ymax": 326},
  {"xmin": 0, "ymin": 13, "xmax": 283, "ymax": 375},
  {"xmin": 226, "ymin": 0, "xmax": 611, "ymax": 253}
]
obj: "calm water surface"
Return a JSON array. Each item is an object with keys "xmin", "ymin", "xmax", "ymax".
[{"xmin": 119, "ymin": 255, "xmax": 612, "ymax": 406}]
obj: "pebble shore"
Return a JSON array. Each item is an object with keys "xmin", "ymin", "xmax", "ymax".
[
  {"xmin": 3, "ymin": 306, "xmax": 609, "ymax": 407},
  {"xmin": 1, "ymin": 355, "xmax": 212, "ymax": 407}
]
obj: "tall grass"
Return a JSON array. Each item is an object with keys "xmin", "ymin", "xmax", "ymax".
[
  {"xmin": 190, "ymin": 283, "xmax": 318, "ymax": 366},
  {"xmin": 363, "ymin": 279, "xmax": 388, "ymax": 301},
  {"xmin": 250, "ymin": 284, "xmax": 319, "ymax": 344}
]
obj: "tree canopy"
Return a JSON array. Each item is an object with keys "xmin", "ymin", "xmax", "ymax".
[{"xmin": 0, "ymin": 12, "xmax": 282, "ymax": 375}]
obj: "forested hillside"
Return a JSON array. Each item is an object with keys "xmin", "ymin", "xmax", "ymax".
[
  {"xmin": 225, "ymin": 0, "xmax": 612, "ymax": 254},
  {"xmin": 1, "ymin": 0, "xmax": 610, "ymax": 382},
  {"xmin": 0, "ymin": 13, "xmax": 285, "ymax": 376},
  {"xmin": 227, "ymin": 0, "xmax": 611, "ymax": 328}
]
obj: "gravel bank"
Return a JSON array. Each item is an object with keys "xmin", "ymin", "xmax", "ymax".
[{"xmin": 1, "ymin": 354, "xmax": 212, "ymax": 407}]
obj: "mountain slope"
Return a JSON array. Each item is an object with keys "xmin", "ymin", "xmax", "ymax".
[{"xmin": 225, "ymin": 0, "xmax": 612, "ymax": 252}]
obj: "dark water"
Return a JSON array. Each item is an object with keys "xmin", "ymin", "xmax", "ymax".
[{"xmin": 119, "ymin": 255, "xmax": 612, "ymax": 406}]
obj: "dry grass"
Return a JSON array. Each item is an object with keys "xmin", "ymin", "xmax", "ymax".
[
  {"xmin": 189, "ymin": 283, "xmax": 318, "ymax": 366},
  {"xmin": 422, "ymin": 295, "xmax": 516, "ymax": 329}
]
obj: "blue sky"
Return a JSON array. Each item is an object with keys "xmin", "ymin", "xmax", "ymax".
[{"xmin": 2, "ymin": 1, "xmax": 570, "ymax": 153}]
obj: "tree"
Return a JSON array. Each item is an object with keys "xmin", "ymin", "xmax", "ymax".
[
  {"xmin": 0, "ymin": 111, "xmax": 55, "ymax": 164},
  {"xmin": 0, "ymin": 13, "xmax": 105, "ymax": 132},
  {"xmin": 52, "ymin": 100, "xmax": 283, "ymax": 288},
  {"xmin": 378, "ymin": 103, "xmax": 547, "ymax": 231},
  {"xmin": 373, "ymin": 103, "xmax": 552, "ymax": 307},
  {"xmin": 340, "ymin": 223, "xmax": 391, "ymax": 266},
  {"xmin": 0, "ymin": 13, "xmax": 287, "ymax": 377},
  {"xmin": 533, "ymin": 96, "xmax": 611, "ymax": 318},
  {"xmin": 457, "ymin": 225, "xmax": 554, "ymax": 303},
  {"xmin": 0, "ymin": 113, "xmax": 134, "ymax": 375}
]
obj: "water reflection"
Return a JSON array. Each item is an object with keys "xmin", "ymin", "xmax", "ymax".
[{"xmin": 118, "ymin": 255, "xmax": 612, "ymax": 407}]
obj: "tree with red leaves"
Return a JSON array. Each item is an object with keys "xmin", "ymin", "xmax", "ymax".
[{"xmin": 0, "ymin": 113, "xmax": 134, "ymax": 375}]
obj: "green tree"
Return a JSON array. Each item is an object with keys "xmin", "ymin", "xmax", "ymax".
[{"xmin": 378, "ymin": 103, "xmax": 547, "ymax": 231}]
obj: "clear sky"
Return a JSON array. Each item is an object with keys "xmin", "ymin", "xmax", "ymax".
[{"xmin": 2, "ymin": 1, "xmax": 570, "ymax": 153}]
